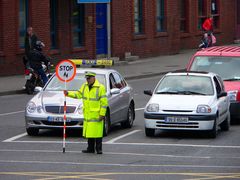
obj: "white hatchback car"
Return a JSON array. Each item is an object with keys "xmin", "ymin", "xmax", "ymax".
[{"xmin": 144, "ymin": 71, "xmax": 230, "ymax": 138}]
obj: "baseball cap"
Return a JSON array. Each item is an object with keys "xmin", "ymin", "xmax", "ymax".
[{"xmin": 85, "ymin": 71, "xmax": 96, "ymax": 77}]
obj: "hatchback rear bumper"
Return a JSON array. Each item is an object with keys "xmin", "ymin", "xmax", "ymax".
[{"xmin": 230, "ymin": 102, "xmax": 240, "ymax": 121}]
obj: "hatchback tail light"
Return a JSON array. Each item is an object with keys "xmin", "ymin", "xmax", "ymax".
[{"xmin": 236, "ymin": 91, "xmax": 240, "ymax": 102}]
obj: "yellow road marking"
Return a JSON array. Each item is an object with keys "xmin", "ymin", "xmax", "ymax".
[{"xmin": 0, "ymin": 172, "xmax": 240, "ymax": 180}]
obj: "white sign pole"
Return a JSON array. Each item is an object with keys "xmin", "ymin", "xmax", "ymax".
[
  {"xmin": 55, "ymin": 60, "xmax": 76, "ymax": 154},
  {"xmin": 63, "ymin": 79, "xmax": 67, "ymax": 153}
]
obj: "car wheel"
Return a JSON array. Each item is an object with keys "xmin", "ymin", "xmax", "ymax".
[
  {"xmin": 145, "ymin": 127, "xmax": 155, "ymax": 137},
  {"xmin": 121, "ymin": 104, "xmax": 134, "ymax": 128},
  {"xmin": 26, "ymin": 128, "xmax": 39, "ymax": 136},
  {"xmin": 220, "ymin": 112, "xmax": 230, "ymax": 131},
  {"xmin": 208, "ymin": 118, "xmax": 218, "ymax": 138},
  {"xmin": 103, "ymin": 111, "xmax": 111, "ymax": 137}
]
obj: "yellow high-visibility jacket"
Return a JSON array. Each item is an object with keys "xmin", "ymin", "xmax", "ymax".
[{"xmin": 68, "ymin": 80, "xmax": 108, "ymax": 138}]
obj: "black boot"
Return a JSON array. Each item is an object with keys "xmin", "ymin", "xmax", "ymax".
[
  {"xmin": 82, "ymin": 149, "xmax": 94, "ymax": 153},
  {"xmin": 82, "ymin": 138, "xmax": 95, "ymax": 153},
  {"xmin": 96, "ymin": 138, "xmax": 103, "ymax": 154}
]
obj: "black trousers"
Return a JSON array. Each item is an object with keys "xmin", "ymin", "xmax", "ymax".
[{"xmin": 87, "ymin": 138, "xmax": 102, "ymax": 152}]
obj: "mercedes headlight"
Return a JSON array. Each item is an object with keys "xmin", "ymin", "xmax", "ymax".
[
  {"xmin": 26, "ymin": 102, "xmax": 36, "ymax": 113},
  {"xmin": 197, "ymin": 105, "xmax": 211, "ymax": 113},
  {"xmin": 37, "ymin": 105, "xmax": 43, "ymax": 113},
  {"xmin": 146, "ymin": 104, "xmax": 159, "ymax": 112}
]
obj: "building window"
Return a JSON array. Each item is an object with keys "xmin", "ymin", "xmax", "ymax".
[
  {"xmin": 50, "ymin": 0, "xmax": 58, "ymax": 49},
  {"xmin": 156, "ymin": 0, "xmax": 166, "ymax": 32},
  {"xmin": 19, "ymin": 0, "xmax": 28, "ymax": 48},
  {"xmin": 180, "ymin": 0, "xmax": 188, "ymax": 32},
  {"xmin": 71, "ymin": 1, "xmax": 85, "ymax": 47},
  {"xmin": 211, "ymin": 0, "xmax": 220, "ymax": 29},
  {"xmin": 198, "ymin": 0, "xmax": 207, "ymax": 30},
  {"xmin": 134, "ymin": 0, "xmax": 143, "ymax": 34}
]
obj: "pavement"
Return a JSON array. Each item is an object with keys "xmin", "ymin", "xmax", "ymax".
[{"xmin": 0, "ymin": 49, "xmax": 196, "ymax": 96}]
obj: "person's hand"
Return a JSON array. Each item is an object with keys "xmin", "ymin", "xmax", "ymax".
[
  {"xmin": 99, "ymin": 116, "xmax": 105, "ymax": 121},
  {"xmin": 64, "ymin": 90, "xmax": 68, "ymax": 96}
]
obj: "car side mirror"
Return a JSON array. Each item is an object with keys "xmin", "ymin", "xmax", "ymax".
[
  {"xmin": 110, "ymin": 88, "xmax": 120, "ymax": 95},
  {"xmin": 144, "ymin": 90, "xmax": 152, "ymax": 96},
  {"xmin": 217, "ymin": 91, "xmax": 227, "ymax": 98}
]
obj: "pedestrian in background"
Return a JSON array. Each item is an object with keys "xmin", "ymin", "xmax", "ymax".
[
  {"xmin": 23, "ymin": 27, "xmax": 41, "ymax": 68},
  {"xmin": 24, "ymin": 27, "xmax": 40, "ymax": 57},
  {"xmin": 64, "ymin": 71, "xmax": 108, "ymax": 154},
  {"xmin": 202, "ymin": 16, "xmax": 216, "ymax": 46},
  {"xmin": 202, "ymin": 16, "xmax": 213, "ymax": 34},
  {"xmin": 199, "ymin": 32, "xmax": 212, "ymax": 49}
]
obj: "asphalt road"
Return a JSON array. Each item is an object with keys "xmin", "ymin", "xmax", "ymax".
[{"xmin": 0, "ymin": 76, "xmax": 240, "ymax": 180}]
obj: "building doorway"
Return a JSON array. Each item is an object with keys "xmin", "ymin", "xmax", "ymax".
[{"xmin": 96, "ymin": 3, "xmax": 108, "ymax": 55}]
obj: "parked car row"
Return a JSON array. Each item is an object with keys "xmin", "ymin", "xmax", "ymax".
[{"xmin": 25, "ymin": 46, "xmax": 240, "ymax": 138}]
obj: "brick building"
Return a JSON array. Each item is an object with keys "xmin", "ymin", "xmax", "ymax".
[{"xmin": 0, "ymin": 0, "xmax": 238, "ymax": 76}]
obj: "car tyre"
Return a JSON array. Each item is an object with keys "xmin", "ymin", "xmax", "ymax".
[
  {"xmin": 208, "ymin": 118, "xmax": 218, "ymax": 138},
  {"xmin": 121, "ymin": 104, "xmax": 135, "ymax": 128},
  {"xmin": 103, "ymin": 111, "xmax": 111, "ymax": 137},
  {"xmin": 220, "ymin": 112, "xmax": 230, "ymax": 131},
  {"xmin": 145, "ymin": 128, "xmax": 155, "ymax": 137},
  {"xmin": 26, "ymin": 128, "xmax": 39, "ymax": 136}
]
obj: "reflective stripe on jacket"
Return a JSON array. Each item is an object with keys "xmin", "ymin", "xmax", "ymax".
[{"xmin": 68, "ymin": 79, "xmax": 108, "ymax": 138}]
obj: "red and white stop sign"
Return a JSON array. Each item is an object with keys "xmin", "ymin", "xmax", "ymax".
[{"xmin": 56, "ymin": 60, "xmax": 76, "ymax": 82}]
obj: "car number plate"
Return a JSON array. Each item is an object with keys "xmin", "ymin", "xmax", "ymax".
[
  {"xmin": 165, "ymin": 116, "xmax": 188, "ymax": 123},
  {"xmin": 47, "ymin": 116, "xmax": 71, "ymax": 122},
  {"xmin": 25, "ymin": 75, "xmax": 31, "ymax": 80}
]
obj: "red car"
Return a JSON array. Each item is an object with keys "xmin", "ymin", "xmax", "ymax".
[{"xmin": 186, "ymin": 46, "xmax": 240, "ymax": 123}]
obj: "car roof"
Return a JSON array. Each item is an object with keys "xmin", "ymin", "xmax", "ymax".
[
  {"xmin": 166, "ymin": 71, "xmax": 216, "ymax": 78},
  {"xmin": 194, "ymin": 46, "xmax": 240, "ymax": 57},
  {"xmin": 75, "ymin": 68, "xmax": 116, "ymax": 75}
]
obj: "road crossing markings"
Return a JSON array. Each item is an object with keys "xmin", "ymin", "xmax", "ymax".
[
  {"xmin": 135, "ymin": 107, "xmax": 144, "ymax": 111},
  {"xmin": 1, "ymin": 149, "xmax": 240, "ymax": 160},
  {"xmin": 0, "ymin": 110, "xmax": 24, "ymax": 116},
  {"xmin": 0, "ymin": 172, "xmax": 240, "ymax": 180},
  {"xmin": 0, "ymin": 159, "xmax": 240, "ymax": 169},
  {"xmin": 105, "ymin": 130, "xmax": 141, "ymax": 143},
  {"xmin": 3, "ymin": 133, "xmax": 27, "ymax": 142},
  {"xmin": 3, "ymin": 134, "xmax": 240, "ymax": 149}
]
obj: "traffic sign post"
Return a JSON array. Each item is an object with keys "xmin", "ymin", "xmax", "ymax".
[{"xmin": 56, "ymin": 60, "xmax": 76, "ymax": 153}]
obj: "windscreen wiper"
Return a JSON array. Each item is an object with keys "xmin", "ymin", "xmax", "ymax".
[
  {"xmin": 156, "ymin": 91, "xmax": 180, "ymax": 94},
  {"xmin": 177, "ymin": 91, "xmax": 206, "ymax": 95}
]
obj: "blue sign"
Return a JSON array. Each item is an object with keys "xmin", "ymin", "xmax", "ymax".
[{"xmin": 77, "ymin": 0, "xmax": 110, "ymax": 3}]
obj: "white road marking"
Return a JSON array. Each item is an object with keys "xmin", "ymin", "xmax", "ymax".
[
  {"xmin": 3, "ymin": 133, "xmax": 27, "ymax": 142},
  {"xmin": 0, "ymin": 110, "xmax": 24, "ymax": 116},
  {"xmin": 0, "ymin": 159, "xmax": 239, "ymax": 169},
  {"xmin": 2, "ymin": 149, "xmax": 240, "ymax": 159},
  {"xmin": 105, "ymin": 130, "xmax": 141, "ymax": 143},
  {"xmin": 107, "ymin": 142, "xmax": 240, "ymax": 149},
  {"xmin": 3, "ymin": 139, "xmax": 240, "ymax": 149},
  {"xmin": 135, "ymin": 107, "xmax": 144, "ymax": 111}
]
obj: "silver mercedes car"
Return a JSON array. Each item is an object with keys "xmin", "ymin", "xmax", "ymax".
[{"xmin": 25, "ymin": 68, "xmax": 135, "ymax": 136}]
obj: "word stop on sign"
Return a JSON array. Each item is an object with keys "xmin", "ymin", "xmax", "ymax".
[{"xmin": 56, "ymin": 60, "xmax": 76, "ymax": 82}]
